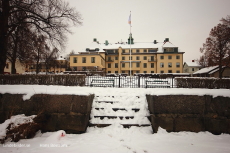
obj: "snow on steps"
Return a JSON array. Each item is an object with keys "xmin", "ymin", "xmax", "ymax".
[{"xmin": 89, "ymin": 94, "xmax": 151, "ymax": 128}]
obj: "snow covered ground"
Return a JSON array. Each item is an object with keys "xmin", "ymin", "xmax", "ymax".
[{"xmin": 0, "ymin": 85, "xmax": 230, "ymax": 153}]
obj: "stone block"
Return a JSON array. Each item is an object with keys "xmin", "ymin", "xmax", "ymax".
[
  {"xmin": 174, "ymin": 117, "xmax": 205, "ymax": 132},
  {"xmin": 205, "ymin": 96, "xmax": 230, "ymax": 118},
  {"xmin": 147, "ymin": 95, "xmax": 206, "ymax": 114},
  {"xmin": 204, "ymin": 118, "xmax": 229, "ymax": 135},
  {"xmin": 150, "ymin": 114, "xmax": 174, "ymax": 133}
]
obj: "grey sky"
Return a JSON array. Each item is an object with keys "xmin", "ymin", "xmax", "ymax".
[{"xmin": 66, "ymin": 0, "xmax": 230, "ymax": 63}]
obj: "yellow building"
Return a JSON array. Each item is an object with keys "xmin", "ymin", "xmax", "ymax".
[{"xmin": 70, "ymin": 35, "xmax": 184, "ymax": 75}]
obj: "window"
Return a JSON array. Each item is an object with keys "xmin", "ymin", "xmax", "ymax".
[
  {"xmin": 115, "ymin": 56, "xmax": 118, "ymax": 60},
  {"xmin": 108, "ymin": 71, "xmax": 111, "ymax": 73},
  {"xmin": 73, "ymin": 57, "xmax": 77, "ymax": 63},
  {"xmin": 151, "ymin": 71, "xmax": 154, "ymax": 73},
  {"xmin": 143, "ymin": 56, "xmax": 147, "ymax": 60},
  {"xmin": 115, "ymin": 71, "xmax": 118, "ymax": 73},
  {"xmin": 129, "ymin": 56, "xmax": 132, "ymax": 60},
  {"xmin": 192, "ymin": 68, "xmax": 195, "ymax": 71},
  {"xmin": 122, "ymin": 71, "xmax": 125, "ymax": 73},
  {"xmin": 122, "ymin": 63, "xmax": 125, "ymax": 68},
  {"xmin": 143, "ymin": 63, "xmax": 147, "ymax": 68},
  {"xmin": 176, "ymin": 55, "xmax": 180, "ymax": 59},
  {"xmin": 108, "ymin": 63, "xmax": 111, "ymax": 68},
  {"xmin": 115, "ymin": 50, "xmax": 118, "ymax": 54},
  {"xmin": 160, "ymin": 63, "xmax": 164, "ymax": 68},
  {"xmin": 160, "ymin": 70, "xmax": 164, "ymax": 73},
  {"xmin": 176, "ymin": 70, "xmax": 180, "ymax": 73},
  {"xmin": 129, "ymin": 49, "xmax": 132, "ymax": 53},
  {"xmin": 176, "ymin": 62, "xmax": 180, "ymax": 67},
  {"xmin": 122, "ymin": 56, "xmax": 125, "ymax": 60},
  {"xmin": 168, "ymin": 70, "xmax": 172, "ymax": 73},
  {"xmin": 168, "ymin": 62, "xmax": 172, "ymax": 67},
  {"xmin": 168, "ymin": 56, "xmax": 172, "ymax": 59},
  {"xmin": 144, "ymin": 71, "xmax": 147, "ymax": 73},
  {"xmin": 164, "ymin": 48, "xmax": 174, "ymax": 52},
  {"xmin": 115, "ymin": 63, "xmax": 118, "ymax": 68},
  {"xmin": 122, "ymin": 50, "xmax": 125, "ymax": 53},
  {"xmin": 160, "ymin": 56, "xmax": 164, "ymax": 59},
  {"xmin": 136, "ymin": 49, "xmax": 140, "ymax": 53},
  {"xmin": 151, "ymin": 63, "xmax": 154, "ymax": 68},
  {"xmin": 144, "ymin": 49, "xmax": 147, "ymax": 53},
  {"xmin": 91, "ymin": 57, "xmax": 95, "ymax": 63},
  {"xmin": 82, "ymin": 57, "xmax": 86, "ymax": 63},
  {"xmin": 108, "ymin": 56, "xmax": 112, "ymax": 61},
  {"xmin": 136, "ymin": 63, "xmax": 140, "ymax": 67},
  {"xmin": 150, "ymin": 56, "xmax": 154, "ymax": 61},
  {"xmin": 136, "ymin": 56, "xmax": 140, "ymax": 60},
  {"xmin": 136, "ymin": 71, "xmax": 139, "ymax": 73}
]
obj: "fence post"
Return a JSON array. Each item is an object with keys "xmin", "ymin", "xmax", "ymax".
[
  {"xmin": 138, "ymin": 75, "xmax": 140, "ymax": 88},
  {"xmin": 119, "ymin": 75, "xmax": 121, "ymax": 88}
]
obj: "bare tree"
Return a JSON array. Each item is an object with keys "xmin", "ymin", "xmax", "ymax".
[
  {"xmin": 0, "ymin": 0, "xmax": 82, "ymax": 74},
  {"xmin": 200, "ymin": 17, "xmax": 230, "ymax": 78}
]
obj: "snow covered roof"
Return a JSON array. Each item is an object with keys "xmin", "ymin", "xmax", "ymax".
[
  {"xmin": 193, "ymin": 66, "xmax": 219, "ymax": 74},
  {"xmin": 162, "ymin": 42, "xmax": 176, "ymax": 48},
  {"xmin": 184, "ymin": 62, "xmax": 201, "ymax": 67}
]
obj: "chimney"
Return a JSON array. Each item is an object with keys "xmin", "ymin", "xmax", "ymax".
[
  {"xmin": 105, "ymin": 40, "xmax": 109, "ymax": 46},
  {"xmin": 93, "ymin": 38, "xmax": 97, "ymax": 42},
  {"xmin": 164, "ymin": 38, "xmax": 169, "ymax": 42},
  {"xmin": 192, "ymin": 60, "xmax": 195, "ymax": 62},
  {"xmin": 154, "ymin": 40, "xmax": 157, "ymax": 44}
]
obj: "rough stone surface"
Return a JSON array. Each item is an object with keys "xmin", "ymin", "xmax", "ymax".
[
  {"xmin": 146, "ymin": 95, "xmax": 230, "ymax": 134},
  {"xmin": 0, "ymin": 94, "xmax": 94, "ymax": 134}
]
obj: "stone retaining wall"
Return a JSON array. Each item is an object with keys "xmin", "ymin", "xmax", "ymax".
[
  {"xmin": 0, "ymin": 94, "xmax": 94, "ymax": 134},
  {"xmin": 146, "ymin": 95, "xmax": 230, "ymax": 134}
]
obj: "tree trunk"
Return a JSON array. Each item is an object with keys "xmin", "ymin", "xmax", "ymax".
[{"xmin": 0, "ymin": 0, "xmax": 10, "ymax": 74}]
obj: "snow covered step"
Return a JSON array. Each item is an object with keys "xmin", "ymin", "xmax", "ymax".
[{"xmin": 95, "ymin": 108, "xmax": 140, "ymax": 112}]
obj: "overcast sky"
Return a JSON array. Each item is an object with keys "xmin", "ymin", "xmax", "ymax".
[{"xmin": 65, "ymin": 0, "xmax": 230, "ymax": 63}]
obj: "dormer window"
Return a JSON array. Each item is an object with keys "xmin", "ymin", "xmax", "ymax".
[{"xmin": 164, "ymin": 48, "xmax": 178, "ymax": 53}]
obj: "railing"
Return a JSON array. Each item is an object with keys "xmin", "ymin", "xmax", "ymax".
[{"xmin": 85, "ymin": 75, "xmax": 175, "ymax": 88}]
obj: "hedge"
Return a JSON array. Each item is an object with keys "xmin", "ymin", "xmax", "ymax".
[
  {"xmin": 175, "ymin": 77, "xmax": 230, "ymax": 89},
  {"xmin": 0, "ymin": 74, "xmax": 86, "ymax": 86}
]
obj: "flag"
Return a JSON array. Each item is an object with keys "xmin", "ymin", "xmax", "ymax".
[{"xmin": 128, "ymin": 14, "xmax": 131, "ymax": 24}]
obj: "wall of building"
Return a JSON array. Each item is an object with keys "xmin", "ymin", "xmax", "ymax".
[{"xmin": 146, "ymin": 95, "xmax": 230, "ymax": 134}]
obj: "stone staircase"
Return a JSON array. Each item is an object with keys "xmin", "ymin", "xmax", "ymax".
[{"xmin": 89, "ymin": 94, "xmax": 151, "ymax": 128}]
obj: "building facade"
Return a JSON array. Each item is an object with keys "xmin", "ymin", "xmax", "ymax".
[
  {"xmin": 183, "ymin": 61, "xmax": 202, "ymax": 74},
  {"xmin": 70, "ymin": 35, "xmax": 184, "ymax": 75}
]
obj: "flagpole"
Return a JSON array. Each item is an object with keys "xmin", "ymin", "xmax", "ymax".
[{"xmin": 129, "ymin": 11, "xmax": 132, "ymax": 77}]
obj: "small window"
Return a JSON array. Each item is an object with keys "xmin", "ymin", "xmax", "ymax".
[
  {"xmin": 143, "ymin": 63, "xmax": 147, "ymax": 68},
  {"xmin": 151, "ymin": 63, "xmax": 154, "ymax": 68},
  {"xmin": 129, "ymin": 63, "xmax": 132, "ymax": 68},
  {"xmin": 115, "ymin": 56, "xmax": 118, "ymax": 60},
  {"xmin": 176, "ymin": 55, "xmax": 180, "ymax": 59},
  {"xmin": 160, "ymin": 56, "xmax": 164, "ymax": 59},
  {"xmin": 168, "ymin": 56, "xmax": 172, "ymax": 59},
  {"xmin": 122, "ymin": 71, "xmax": 125, "ymax": 73},
  {"xmin": 91, "ymin": 57, "xmax": 95, "ymax": 63},
  {"xmin": 136, "ymin": 49, "xmax": 140, "ymax": 53},
  {"xmin": 176, "ymin": 62, "xmax": 180, "ymax": 67},
  {"xmin": 115, "ymin": 71, "xmax": 118, "ymax": 73},
  {"xmin": 73, "ymin": 57, "xmax": 77, "ymax": 63},
  {"xmin": 129, "ymin": 56, "xmax": 132, "ymax": 60},
  {"xmin": 143, "ymin": 56, "xmax": 147, "ymax": 60},
  {"xmin": 115, "ymin": 63, "xmax": 118, "ymax": 68},
  {"xmin": 160, "ymin": 63, "xmax": 164, "ymax": 68},
  {"xmin": 122, "ymin": 56, "xmax": 125, "ymax": 60},
  {"xmin": 144, "ymin": 71, "xmax": 147, "ymax": 73},
  {"xmin": 136, "ymin": 63, "xmax": 140, "ymax": 67},
  {"xmin": 5, "ymin": 63, "xmax": 9, "ymax": 69},
  {"xmin": 168, "ymin": 62, "xmax": 172, "ymax": 67},
  {"xmin": 192, "ymin": 68, "xmax": 195, "ymax": 71},
  {"xmin": 122, "ymin": 50, "xmax": 125, "ymax": 53},
  {"xmin": 122, "ymin": 63, "xmax": 125, "ymax": 68},
  {"xmin": 150, "ymin": 56, "xmax": 154, "ymax": 61},
  {"xmin": 108, "ymin": 71, "xmax": 111, "ymax": 73},
  {"xmin": 82, "ymin": 57, "xmax": 86, "ymax": 63},
  {"xmin": 176, "ymin": 70, "xmax": 180, "ymax": 73},
  {"xmin": 144, "ymin": 49, "xmax": 147, "ymax": 53},
  {"xmin": 108, "ymin": 63, "xmax": 111, "ymax": 68},
  {"xmin": 136, "ymin": 56, "xmax": 140, "ymax": 60},
  {"xmin": 136, "ymin": 71, "xmax": 139, "ymax": 73},
  {"xmin": 160, "ymin": 70, "xmax": 164, "ymax": 73},
  {"xmin": 151, "ymin": 71, "xmax": 154, "ymax": 73},
  {"xmin": 168, "ymin": 70, "xmax": 172, "ymax": 73}
]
